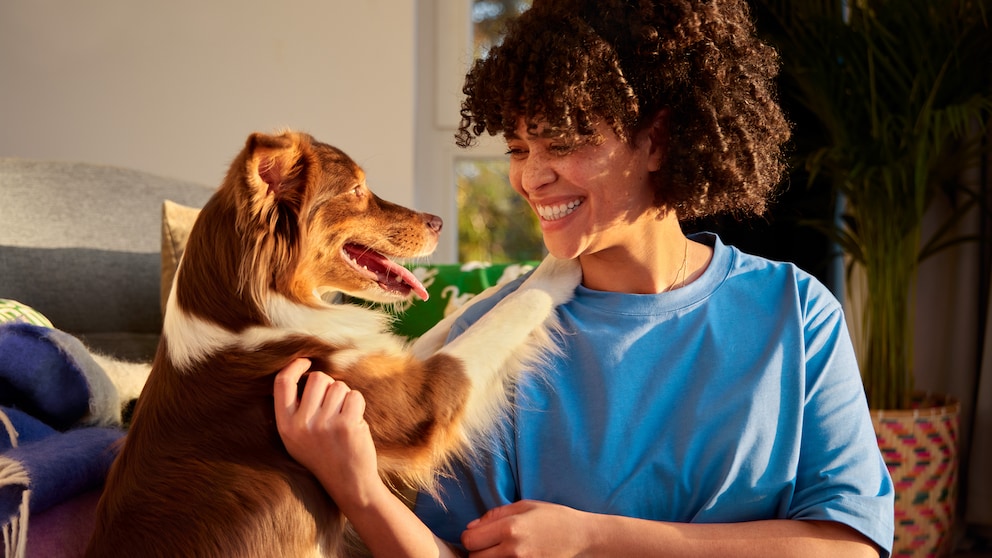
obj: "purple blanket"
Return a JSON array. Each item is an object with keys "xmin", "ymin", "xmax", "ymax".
[{"xmin": 0, "ymin": 323, "xmax": 135, "ymax": 558}]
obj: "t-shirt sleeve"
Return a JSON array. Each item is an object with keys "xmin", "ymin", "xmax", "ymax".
[{"xmin": 790, "ymin": 285, "xmax": 895, "ymax": 556}]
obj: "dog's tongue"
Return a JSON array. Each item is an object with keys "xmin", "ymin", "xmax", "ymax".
[{"xmin": 344, "ymin": 244, "xmax": 429, "ymax": 301}]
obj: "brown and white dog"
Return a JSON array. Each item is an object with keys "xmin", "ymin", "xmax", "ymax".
[{"xmin": 84, "ymin": 131, "xmax": 579, "ymax": 557}]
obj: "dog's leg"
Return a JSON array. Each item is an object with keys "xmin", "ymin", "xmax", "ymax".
[
  {"xmin": 407, "ymin": 286, "xmax": 499, "ymax": 360},
  {"xmin": 327, "ymin": 256, "xmax": 580, "ymax": 489},
  {"xmin": 430, "ymin": 255, "xmax": 581, "ymax": 442},
  {"xmin": 410, "ymin": 256, "xmax": 580, "ymax": 360}
]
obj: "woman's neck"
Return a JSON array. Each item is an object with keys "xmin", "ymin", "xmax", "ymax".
[{"xmin": 577, "ymin": 218, "xmax": 710, "ymax": 294}]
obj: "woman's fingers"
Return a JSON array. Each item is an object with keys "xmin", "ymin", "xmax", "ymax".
[
  {"xmin": 310, "ymin": 376, "xmax": 354, "ymax": 424},
  {"xmin": 273, "ymin": 358, "xmax": 312, "ymax": 426},
  {"xmin": 338, "ymin": 388, "xmax": 367, "ymax": 424},
  {"xmin": 274, "ymin": 358, "xmax": 357, "ymax": 429}
]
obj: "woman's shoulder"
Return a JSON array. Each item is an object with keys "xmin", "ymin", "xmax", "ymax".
[
  {"xmin": 709, "ymin": 234, "xmax": 820, "ymax": 282},
  {"xmin": 706, "ymin": 233, "xmax": 841, "ymax": 310}
]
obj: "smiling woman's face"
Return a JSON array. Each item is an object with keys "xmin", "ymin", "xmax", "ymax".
[{"xmin": 504, "ymin": 118, "xmax": 663, "ymax": 261}]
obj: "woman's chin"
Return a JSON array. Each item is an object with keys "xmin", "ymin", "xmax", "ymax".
[{"xmin": 542, "ymin": 237, "xmax": 584, "ymax": 261}]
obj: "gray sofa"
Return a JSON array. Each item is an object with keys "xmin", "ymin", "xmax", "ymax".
[
  {"xmin": 0, "ymin": 158, "xmax": 214, "ymax": 362},
  {"xmin": 1, "ymin": 158, "xmax": 215, "ymax": 558}
]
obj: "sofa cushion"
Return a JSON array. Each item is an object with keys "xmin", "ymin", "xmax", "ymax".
[
  {"xmin": 160, "ymin": 200, "xmax": 202, "ymax": 313},
  {"xmin": 0, "ymin": 159, "xmax": 214, "ymax": 347}
]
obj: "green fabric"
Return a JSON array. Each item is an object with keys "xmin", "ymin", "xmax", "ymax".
[{"xmin": 384, "ymin": 262, "xmax": 539, "ymax": 339}]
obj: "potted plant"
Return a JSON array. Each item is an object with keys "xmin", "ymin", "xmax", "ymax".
[{"xmin": 752, "ymin": 0, "xmax": 992, "ymax": 555}]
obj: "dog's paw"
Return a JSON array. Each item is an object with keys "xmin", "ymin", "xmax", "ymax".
[{"xmin": 519, "ymin": 255, "xmax": 581, "ymax": 306}]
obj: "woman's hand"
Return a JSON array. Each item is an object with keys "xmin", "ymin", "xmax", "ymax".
[
  {"xmin": 273, "ymin": 358, "xmax": 384, "ymax": 509},
  {"xmin": 460, "ymin": 501, "xmax": 881, "ymax": 558},
  {"xmin": 461, "ymin": 500, "xmax": 595, "ymax": 557},
  {"xmin": 274, "ymin": 358, "xmax": 463, "ymax": 558}
]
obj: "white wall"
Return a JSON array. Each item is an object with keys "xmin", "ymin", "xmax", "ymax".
[{"xmin": 0, "ymin": 0, "xmax": 418, "ymax": 206}]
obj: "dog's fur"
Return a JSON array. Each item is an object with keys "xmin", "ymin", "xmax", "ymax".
[{"xmin": 84, "ymin": 131, "xmax": 579, "ymax": 557}]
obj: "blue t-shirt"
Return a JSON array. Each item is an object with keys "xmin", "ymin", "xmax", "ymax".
[{"xmin": 415, "ymin": 233, "xmax": 894, "ymax": 555}]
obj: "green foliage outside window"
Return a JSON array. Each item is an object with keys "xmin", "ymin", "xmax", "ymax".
[
  {"xmin": 454, "ymin": 1, "xmax": 538, "ymax": 264},
  {"xmin": 456, "ymin": 160, "xmax": 544, "ymax": 264}
]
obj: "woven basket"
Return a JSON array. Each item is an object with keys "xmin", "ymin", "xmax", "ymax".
[{"xmin": 871, "ymin": 393, "xmax": 960, "ymax": 558}]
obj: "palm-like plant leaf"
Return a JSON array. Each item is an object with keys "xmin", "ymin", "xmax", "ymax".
[{"xmin": 754, "ymin": 0, "xmax": 992, "ymax": 409}]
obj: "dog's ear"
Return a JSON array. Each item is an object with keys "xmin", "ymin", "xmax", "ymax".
[
  {"xmin": 237, "ymin": 131, "xmax": 311, "ymax": 309},
  {"xmin": 246, "ymin": 131, "xmax": 309, "ymax": 201}
]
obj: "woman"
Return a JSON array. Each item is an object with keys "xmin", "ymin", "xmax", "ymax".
[{"xmin": 274, "ymin": 1, "xmax": 894, "ymax": 556}]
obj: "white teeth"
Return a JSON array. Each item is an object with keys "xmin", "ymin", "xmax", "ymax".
[{"xmin": 537, "ymin": 199, "xmax": 582, "ymax": 221}]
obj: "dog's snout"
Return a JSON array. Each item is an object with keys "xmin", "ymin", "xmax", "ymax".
[{"xmin": 425, "ymin": 214, "xmax": 443, "ymax": 233}]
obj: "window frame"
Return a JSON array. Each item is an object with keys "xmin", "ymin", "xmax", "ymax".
[{"xmin": 414, "ymin": 0, "xmax": 517, "ymax": 263}]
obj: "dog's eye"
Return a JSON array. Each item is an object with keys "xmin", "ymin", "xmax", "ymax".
[{"xmin": 351, "ymin": 185, "xmax": 364, "ymax": 198}]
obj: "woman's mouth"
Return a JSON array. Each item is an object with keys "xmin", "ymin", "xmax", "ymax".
[{"xmin": 536, "ymin": 199, "xmax": 583, "ymax": 221}]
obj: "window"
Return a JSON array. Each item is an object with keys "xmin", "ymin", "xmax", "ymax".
[
  {"xmin": 415, "ymin": 0, "xmax": 540, "ymax": 264},
  {"xmin": 470, "ymin": 0, "xmax": 531, "ymax": 58},
  {"xmin": 453, "ymin": 0, "xmax": 541, "ymax": 264},
  {"xmin": 456, "ymin": 158, "xmax": 542, "ymax": 262}
]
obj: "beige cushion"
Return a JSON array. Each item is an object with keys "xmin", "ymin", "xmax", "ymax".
[{"xmin": 160, "ymin": 200, "xmax": 202, "ymax": 313}]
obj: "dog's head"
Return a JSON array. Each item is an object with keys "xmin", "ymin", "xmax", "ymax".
[
  {"xmin": 244, "ymin": 130, "xmax": 441, "ymax": 305},
  {"xmin": 183, "ymin": 130, "xmax": 440, "ymax": 323}
]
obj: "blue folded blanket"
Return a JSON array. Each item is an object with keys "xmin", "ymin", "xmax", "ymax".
[{"xmin": 0, "ymin": 323, "xmax": 149, "ymax": 558}]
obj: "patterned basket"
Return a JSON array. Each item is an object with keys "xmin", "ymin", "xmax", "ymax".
[{"xmin": 872, "ymin": 393, "xmax": 960, "ymax": 558}]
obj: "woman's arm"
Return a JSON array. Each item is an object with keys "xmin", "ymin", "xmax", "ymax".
[
  {"xmin": 275, "ymin": 360, "xmax": 881, "ymax": 558},
  {"xmin": 461, "ymin": 500, "xmax": 881, "ymax": 558},
  {"xmin": 339, "ymin": 480, "xmax": 461, "ymax": 558},
  {"xmin": 273, "ymin": 358, "xmax": 460, "ymax": 558}
]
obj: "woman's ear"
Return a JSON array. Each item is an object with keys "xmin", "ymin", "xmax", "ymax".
[{"xmin": 644, "ymin": 109, "xmax": 669, "ymax": 173}]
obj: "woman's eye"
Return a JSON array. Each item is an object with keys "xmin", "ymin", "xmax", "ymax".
[
  {"xmin": 505, "ymin": 147, "xmax": 527, "ymax": 158},
  {"xmin": 549, "ymin": 143, "xmax": 575, "ymax": 155}
]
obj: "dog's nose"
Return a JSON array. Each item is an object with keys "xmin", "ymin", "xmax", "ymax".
[{"xmin": 425, "ymin": 214, "xmax": 443, "ymax": 233}]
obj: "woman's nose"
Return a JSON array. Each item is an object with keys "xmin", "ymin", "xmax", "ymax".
[{"xmin": 520, "ymin": 152, "xmax": 555, "ymax": 193}]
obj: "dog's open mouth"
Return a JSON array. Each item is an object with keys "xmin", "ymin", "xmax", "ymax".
[{"xmin": 342, "ymin": 243, "xmax": 429, "ymax": 301}]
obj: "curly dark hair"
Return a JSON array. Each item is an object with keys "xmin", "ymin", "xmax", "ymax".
[{"xmin": 456, "ymin": 0, "xmax": 791, "ymax": 220}]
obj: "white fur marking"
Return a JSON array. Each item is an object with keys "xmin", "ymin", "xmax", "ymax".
[
  {"xmin": 425, "ymin": 255, "xmax": 581, "ymax": 446},
  {"xmin": 163, "ymin": 282, "xmax": 407, "ymax": 372}
]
